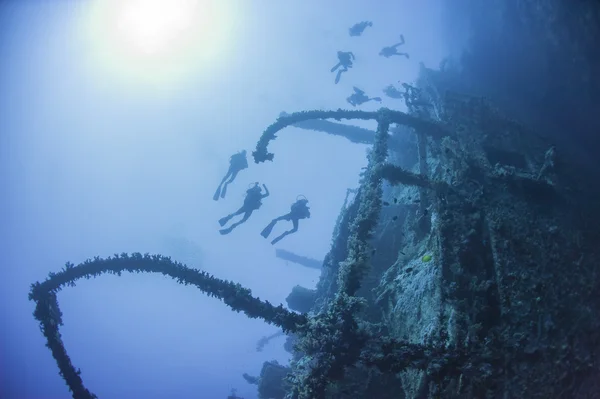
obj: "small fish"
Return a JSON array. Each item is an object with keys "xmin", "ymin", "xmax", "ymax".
[
  {"xmin": 383, "ymin": 201, "xmax": 390, "ymax": 206},
  {"xmin": 392, "ymin": 216, "xmax": 398, "ymax": 221}
]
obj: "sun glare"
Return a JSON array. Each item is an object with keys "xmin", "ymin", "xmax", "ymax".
[
  {"xmin": 116, "ymin": 0, "xmax": 196, "ymax": 55},
  {"xmin": 81, "ymin": 0, "xmax": 237, "ymax": 90}
]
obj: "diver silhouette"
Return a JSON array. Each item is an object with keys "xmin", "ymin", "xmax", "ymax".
[
  {"xmin": 383, "ymin": 84, "xmax": 404, "ymax": 99},
  {"xmin": 346, "ymin": 86, "xmax": 382, "ymax": 107},
  {"xmin": 330, "ymin": 51, "xmax": 355, "ymax": 84},
  {"xmin": 260, "ymin": 196, "xmax": 310, "ymax": 245},
  {"xmin": 213, "ymin": 150, "xmax": 248, "ymax": 201},
  {"xmin": 379, "ymin": 35, "xmax": 409, "ymax": 59},
  {"xmin": 219, "ymin": 182, "xmax": 269, "ymax": 235},
  {"xmin": 349, "ymin": 21, "xmax": 373, "ymax": 37},
  {"xmin": 398, "ymin": 82, "xmax": 432, "ymax": 108}
]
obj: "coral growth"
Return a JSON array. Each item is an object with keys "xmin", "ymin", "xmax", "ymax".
[{"xmin": 28, "ymin": 253, "xmax": 306, "ymax": 398}]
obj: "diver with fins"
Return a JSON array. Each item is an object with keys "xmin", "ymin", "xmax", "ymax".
[
  {"xmin": 347, "ymin": 86, "xmax": 382, "ymax": 107},
  {"xmin": 379, "ymin": 34, "xmax": 409, "ymax": 59},
  {"xmin": 330, "ymin": 51, "xmax": 355, "ymax": 84},
  {"xmin": 348, "ymin": 21, "xmax": 373, "ymax": 37},
  {"xmin": 260, "ymin": 196, "xmax": 311, "ymax": 245},
  {"xmin": 218, "ymin": 182, "xmax": 269, "ymax": 235},
  {"xmin": 383, "ymin": 84, "xmax": 404, "ymax": 99},
  {"xmin": 213, "ymin": 150, "xmax": 248, "ymax": 201}
]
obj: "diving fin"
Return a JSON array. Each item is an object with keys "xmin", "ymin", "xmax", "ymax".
[
  {"xmin": 220, "ymin": 183, "xmax": 228, "ymax": 199},
  {"xmin": 260, "ymin": 220, "xmax": 276, "ymax": 238},
  {"xmin": 213, "ymin": 185, "xmax": 222, "ymax": 201},
  {"xmin": 271, "ymin": 233, "xmax": 285, "ymax": 245},
  {"xmin": 218, "ymin": 215, "xmax": 230, "ymax": 227},
  {"xmin": 271, "ymin": 230, "xmax": 294, "ymax": 245},
  {"xmin": 335, "ymin": 71, "xmax": 343, "ymax": 84}
]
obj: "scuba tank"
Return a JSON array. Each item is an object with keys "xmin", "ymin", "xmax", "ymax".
[
  {"xmin": 291, "ymin": 195, "xmax": 309, "ymax": 217},
  {"xmin": 246, "ymin": 182, "xmax": 260, "ymax": 195},
  {"xmin": 244, "ymin": 182, "xmax": 262, "ymax": 208}
]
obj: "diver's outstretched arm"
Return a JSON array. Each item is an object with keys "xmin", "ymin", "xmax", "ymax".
[
  {"xmin": 261, "ymin": 184, "xmax": 270, "ymax": 198},
  {"xmin": 330, "ymin": 62, "xmax": 342, "ymax": 72},
  {"xmin": 349, "ymin": 52, "xmax": 355, "ymax": 60},
  {"xmin": 393, "ymin": 34, "xmax": 405, "ymax": 48}
]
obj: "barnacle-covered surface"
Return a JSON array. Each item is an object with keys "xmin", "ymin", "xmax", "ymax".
[
  {"xmin": 288, "ymin": 63, "xmax": 600, "ymax": 398},
  {"xmin": 243, "ymin": 360, "xmax": 292, "ymax": 399},
  {"xmin": 28, "ymin": 254, "xmax": 308, "ymax": 399},
  {"xmin": 257, "ymin": 361, "xmax": 292, "ymax": 399}
]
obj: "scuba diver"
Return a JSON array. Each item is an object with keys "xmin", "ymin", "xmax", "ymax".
[
  {"xmin": 400, "ymin": 82, "xmax": 419, "ymax": 96},
  {"xmin": 349, "ymin": 21, "xmax": 373, "ymax": 37},
  {"xmin": 383, "ymin": 84, "xmax": 404, "ymax": 99},
  {"xmin": 379, "ymin": 34, "xmax": 409, "ymax": 59},
  {"xmin": 213, "ymin": 150, "xmax": 248, "ymax": 201},
  {"xmin": 260, "ymin": 195, "xmax": 310, "ymax": 245},
  {"xmin": 399, "ymin": 82, "xmax": 432, "ymax": 108},
  {"xmin": 330, "ymin": 51, "xmax": 355, "ymax": 84},
  {"xmin": 346, "ymin": 86, "xmax": 382, "ymax": 107},
  {"xmin": 218, "ymin": 182, "xmax": 269, "ymax": 235}
]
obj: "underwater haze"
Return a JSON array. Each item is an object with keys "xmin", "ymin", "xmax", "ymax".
[{"xmin": 0, "ymin": 1, "xmax": 447, "ymax": 398}]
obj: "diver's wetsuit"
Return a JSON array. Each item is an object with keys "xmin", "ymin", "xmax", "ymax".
[
  {"xmin": 347, "ymin": 86, "xmax": 382, "ymax": 107},
  {"xmin": 349, "ymin": 21, "xmax": 373, "ymax": 37},
  {"xmin": 219, "ymin": 183, "xmax": 269, "ymax": 235},
  {"xmin": 330, "ymin": 51, "xmax": 355, "ymax": 84},
  {"xmin": 383, "ymin": 84, "xmax": 404, "ymax": 99},
  {"xmin": 214, "ymin": 150, "xmax": 249, "ymax": 201},
  {"xmin": 379, "ymin": 35, "xmax": 409, "ymax": 59},
  {"xmin": 260, "ymin": 199, "xmax": 310, "ymax": 244},
  {"xmin": 399, "ymin": 83, "xmax": 432, "ymax": 108}
]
